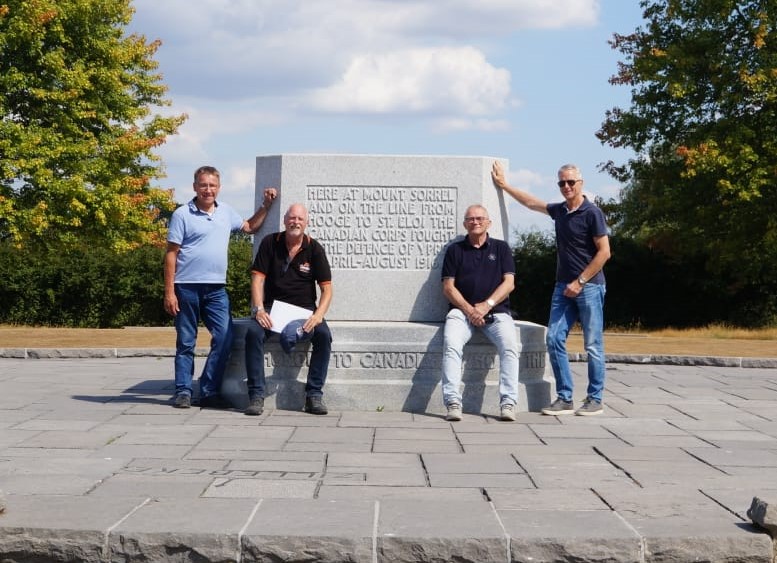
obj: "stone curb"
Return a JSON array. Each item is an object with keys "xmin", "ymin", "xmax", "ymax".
[
  {"xmin": 0, "ymin": 496, "xmax": 771, "ymax": 563},
  {"xmin": 2, "ymin": 347, "xmax": 776, "ymax": 367}
]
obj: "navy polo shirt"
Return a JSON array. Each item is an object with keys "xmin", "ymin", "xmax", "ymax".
[
  {"xmin": 441, "ymin": 234, "xmax": 514, "ymax": 314},
  {"xmin": 251, "ymin": 231, "xmax": 332, "ymax": 310},
  {"xmin": 547, "ymin": 196, "xmax": 608, "ymax": 284}
]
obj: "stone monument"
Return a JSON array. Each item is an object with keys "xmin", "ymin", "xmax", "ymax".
[{"xmin": 221, "ymin": 154, "xmax": 554, "ymax": 415}]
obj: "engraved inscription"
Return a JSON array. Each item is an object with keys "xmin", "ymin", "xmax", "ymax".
[
  {"xmin": 264, "ymin": 351, "xmax": 543, "ymax": 370},
  {"xmin": 306, "ymin": 186, "xmax": 457, "ymax": 270}
]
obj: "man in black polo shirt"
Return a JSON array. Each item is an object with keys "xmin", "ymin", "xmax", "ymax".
[
  {"xmin": 244, "ymin": 203, "xmax": 333, "ymax": 416},
  {"xmin": 441, "ymin": 204, "xmax": 520, "ymax": 422}
]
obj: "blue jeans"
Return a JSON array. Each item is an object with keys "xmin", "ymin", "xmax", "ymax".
[
  {"xmin": 441, "ymin": 309, "xmax": 520, "ymax": 407},
  {"xmin": 546, "ymin": 282, "xmax": 606, "ymax": 402},
  {"xmin": 245, "ymin": 319, "xmax": 332, "ymax": 399},
  {"xmin": 173, "ymin": 284, "xmax": 233, "ymax": 399}
]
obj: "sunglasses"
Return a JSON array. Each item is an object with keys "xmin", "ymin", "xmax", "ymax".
[{"xmin": 557, "ymin": 179, "xmax": 581, "ymax": 188}]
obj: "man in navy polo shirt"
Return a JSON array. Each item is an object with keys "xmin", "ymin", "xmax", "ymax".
[
  {"xmin": 244, "ymin": 203, "xmax": 333, "ymax": 416},
  {"xmin": 440, "ymin": 204, "xmax": 520, "ymax": 422},
  {"xmin": 492, "ymin": 161, "xmax": 611, "ymax": 416}
]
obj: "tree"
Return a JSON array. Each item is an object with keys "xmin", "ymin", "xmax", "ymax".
[
  {"xmin": 0, "ymin": 0, "xmax": 186, "ymax": 251},
  {"xmin": 597, "ymin": 0, "xmax": 777, "ymax": 292}
]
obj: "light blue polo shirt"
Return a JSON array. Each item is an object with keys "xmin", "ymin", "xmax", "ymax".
[{"xmin": 167, "ymin": 199, "xmax": 244, "ymax": 284}]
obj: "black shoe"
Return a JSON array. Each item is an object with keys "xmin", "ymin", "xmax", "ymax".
[
  {"xmin": 304, "ymin": 396, "xmax": 328, "ymax": 415},
  {"xmin": 173, "ymin": 393, "xmax": 191, "ymax": 409},
  {"xmin": 245, "ymin": 397, "xmax": 265, "ymax": 416},
  {"xmin": 198, "ymin": 394, "xmax": 230, "ymax": 409}
]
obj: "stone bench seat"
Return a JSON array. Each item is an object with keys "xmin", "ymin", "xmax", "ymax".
[{"xmin": 221, "ymin": 318, "xmax": 554, "ymax": 415}]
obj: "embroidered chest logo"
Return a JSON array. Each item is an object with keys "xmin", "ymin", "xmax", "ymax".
[
  {"xmin": 488, "ymin": 253, "xmax": 497, "ymax": 261},
  {"xmin": 299, "ymin": 262, "xmax": 311, "ymax": 273}
]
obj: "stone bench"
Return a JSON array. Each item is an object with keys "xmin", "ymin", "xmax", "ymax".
[{"xmin": 221, "ymin": 318, "xmax": 554, "ymax": 415}]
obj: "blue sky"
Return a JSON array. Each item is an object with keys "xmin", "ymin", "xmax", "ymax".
[{"xmin": 128, "ymin": 0, "xmax": 644, "ymax": 236}]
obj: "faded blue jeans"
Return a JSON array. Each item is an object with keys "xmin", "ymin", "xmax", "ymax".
[
  {"xmin": 546, "ymin": 282, "xmax": 606, "ymax": 403},
  {"xmin": 173, "ymin": 284, "xmax": 233, "ymax": 399},
  {"xmin": 441, "ymin": 308, "xmax": 520, "ymax": 408}
]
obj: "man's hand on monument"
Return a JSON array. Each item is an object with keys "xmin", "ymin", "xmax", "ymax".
[{"xmin": 262, "ymin": 187, "xmax": 278, "ymax": 208}]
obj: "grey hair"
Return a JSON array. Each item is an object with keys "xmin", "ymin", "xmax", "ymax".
[{"xmin": 558, "ymin": 164, "xmax": 582, "ymax": 179}]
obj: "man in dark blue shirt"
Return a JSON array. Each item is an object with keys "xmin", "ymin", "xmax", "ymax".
[
  {"xmin": 441, "ymin": 204, "xmax": 520, "ymax": 422},
  {"xmin": 492, "ymin": 161, "xmax": 611, "ymax": 416}
]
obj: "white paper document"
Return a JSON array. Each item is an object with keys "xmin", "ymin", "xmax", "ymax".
[{"xmin": 269, "ymin": 300, "xmax": 313, "ymax": 333}]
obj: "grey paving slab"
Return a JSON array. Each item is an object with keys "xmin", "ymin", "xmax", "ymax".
[
  {"xmin": 629, "ymin": 513, "xmax": 772, "ymax": 562},
  {"xmin": 0, "ymin": 356, "xmax": 775, "ymax": 563},
  {"xmin": 0, "ymin": 494, "xmax": 147, "ymax": 562},
  {"xmin": 317, "ymin": 485, "xmax": 486, "ymax": 501},
  {"xmin": 423, "ymin": 452, "xmax": 524, "ymax": 474},
  {"xmin": 89, "ymin": 473, "xmax": 216, "ymax": 499},
  {"xmin": 500, "ymin": 510, "xmax": 642, "ymax": 563},
  {"xmin": 594, "ymin": 485, "xmax": 727, "ymax": 517},
  {"xmin": 110, "ymin": 497, "xmax": 257, "ymax": 562},
  {"xmin": 594, "ymin": 445, "xmax": 697, "ymax": 462},
  {"xmin": 202, "ymin": 477, "xmax": 318, "ymax": 498},
  {"xmin": 372, "ymin": 439, "xmax": 462, "ymax": 453},
  {"xmin": 684, "ymin": 446, "xmax": 777, "ymax": 467},
  {"xmin": 331, "ymin": 468, "xmax": 425, "ymax": 486},
  {"xmin": 0, "ymin": 456, "xmax": 126, "ymax": 477},
  {"xmin": 488, "ymin": 488, "xmax": 610, "ymax": 510},
  {"xmin": 244, "ymin": 499, "xmax": 375, "ymax": 563},
  {"xmin": 327, "ymin": 452, "xmax": 422, "ymax": 468},
  {"xmin": 0, "ymin": 474, "xmax": 104, "ymax": 495},
  {"xmin": 429, "ymin": 472, "xmax": 534, "ymax": 488},
  {"xmin": 377, "ymin": 499, "xmax": 509, "ymax": 563},
  {"xmin": 285, "ymin": 440, "xmax": 373, "ymax": 452},
  {"xmin": 702, "ymin": 488, "xmax": 777, "ymax": 520}
]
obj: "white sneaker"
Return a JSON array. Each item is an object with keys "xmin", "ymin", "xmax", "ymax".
[
  {"xmin": 500, "ymin": 403, "xmax": 516, "ymax": 421},
  {"xmin": 445, "ymin": 404, "xmax": 462, "ymax": 421}
]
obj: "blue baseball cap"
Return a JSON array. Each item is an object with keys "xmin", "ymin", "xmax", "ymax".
[{"xmin": 279, "ymin": 319, "xmax": 313, "ymax": 354}]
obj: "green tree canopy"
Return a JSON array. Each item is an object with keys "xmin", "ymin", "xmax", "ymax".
[
  {"xmin": 0, "ymin": 0, "xmax": 186, "ymax": 251},
  {"xmin": 597, "ymin": 0, "xmax": 777, "ymax": 286}
]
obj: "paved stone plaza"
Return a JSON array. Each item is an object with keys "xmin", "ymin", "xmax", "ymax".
[{"xmin": 0, "ymin": 354, "xmax": 776, "ymax": 562}]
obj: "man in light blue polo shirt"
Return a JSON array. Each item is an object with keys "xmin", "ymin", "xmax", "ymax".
[{"xmin": 164, "ymin": 165, "xmax": 277, "ymax": 409}]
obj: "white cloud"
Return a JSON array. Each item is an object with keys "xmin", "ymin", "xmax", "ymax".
[
  {"xmin": 308, "ymin": 47, "xmax": 510, "ymax": 116},
  {"xmin": 130, "ymin": 0, "xmax": 601, "ymax": 100}
]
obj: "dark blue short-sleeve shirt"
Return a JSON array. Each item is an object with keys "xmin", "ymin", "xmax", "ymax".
[
  {"xmin": 441, "ymin": 235, "xmax": 514, "ymax": 314},
  {"xmin": 547, "ymin": 197, "xmax": 608, "ymax": 284}
]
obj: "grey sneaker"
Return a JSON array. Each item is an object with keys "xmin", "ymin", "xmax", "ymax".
[
  {"xmin": 173, "ymin": 393, "xmax": 191, "ymax": 409},
  {"xmin": 541, "ymin": 398, "xmax": 574, "ymax": 416},
  {"xmin": 445, "ymin": 404, "xmax": 462, "ymax": 421},
  {"xmin": 575, "ymin": 397, "xmax": 603, "ymax": 416},
  {"xmin": 244, "ymin": 397, "xmax": 264, "ymax": 416},
  {"xmin": 304, "ymin": 396, "xmax": 328, "ymax": 415},
  {"xmin": 499, "ymin": 403, "xmax": 516, "ymax": 422}
]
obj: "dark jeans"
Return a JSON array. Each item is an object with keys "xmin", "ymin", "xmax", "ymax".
[{"xmin": 244, "ymin": 319, "xmax": 332, "ymax": 400}]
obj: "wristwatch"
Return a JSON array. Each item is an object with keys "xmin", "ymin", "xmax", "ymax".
[
  {"xmin": 486, "ymin": 298, "xmax": 496, "ymax": 308},
  {"xmin": 577, "ymin": 276, "xmax": 588, "ymax": 286},
  {"xmin": 251, "ymin": 305, "xmax": 264, "ymax": 315}
]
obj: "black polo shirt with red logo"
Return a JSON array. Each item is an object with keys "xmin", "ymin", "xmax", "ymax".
[{"xmin": 251, "ymin": 231, "xmax": 332, "ymax": 311}]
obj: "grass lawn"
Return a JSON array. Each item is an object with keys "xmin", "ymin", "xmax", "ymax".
[{"xmin": 0, "ymin": 324, "xmax": 775, "ymax": 358}]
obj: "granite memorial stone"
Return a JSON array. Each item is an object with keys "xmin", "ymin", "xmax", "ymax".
[{"xmin": 221, "ymin": 154, "xmax": 554, "ymax": 415}]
